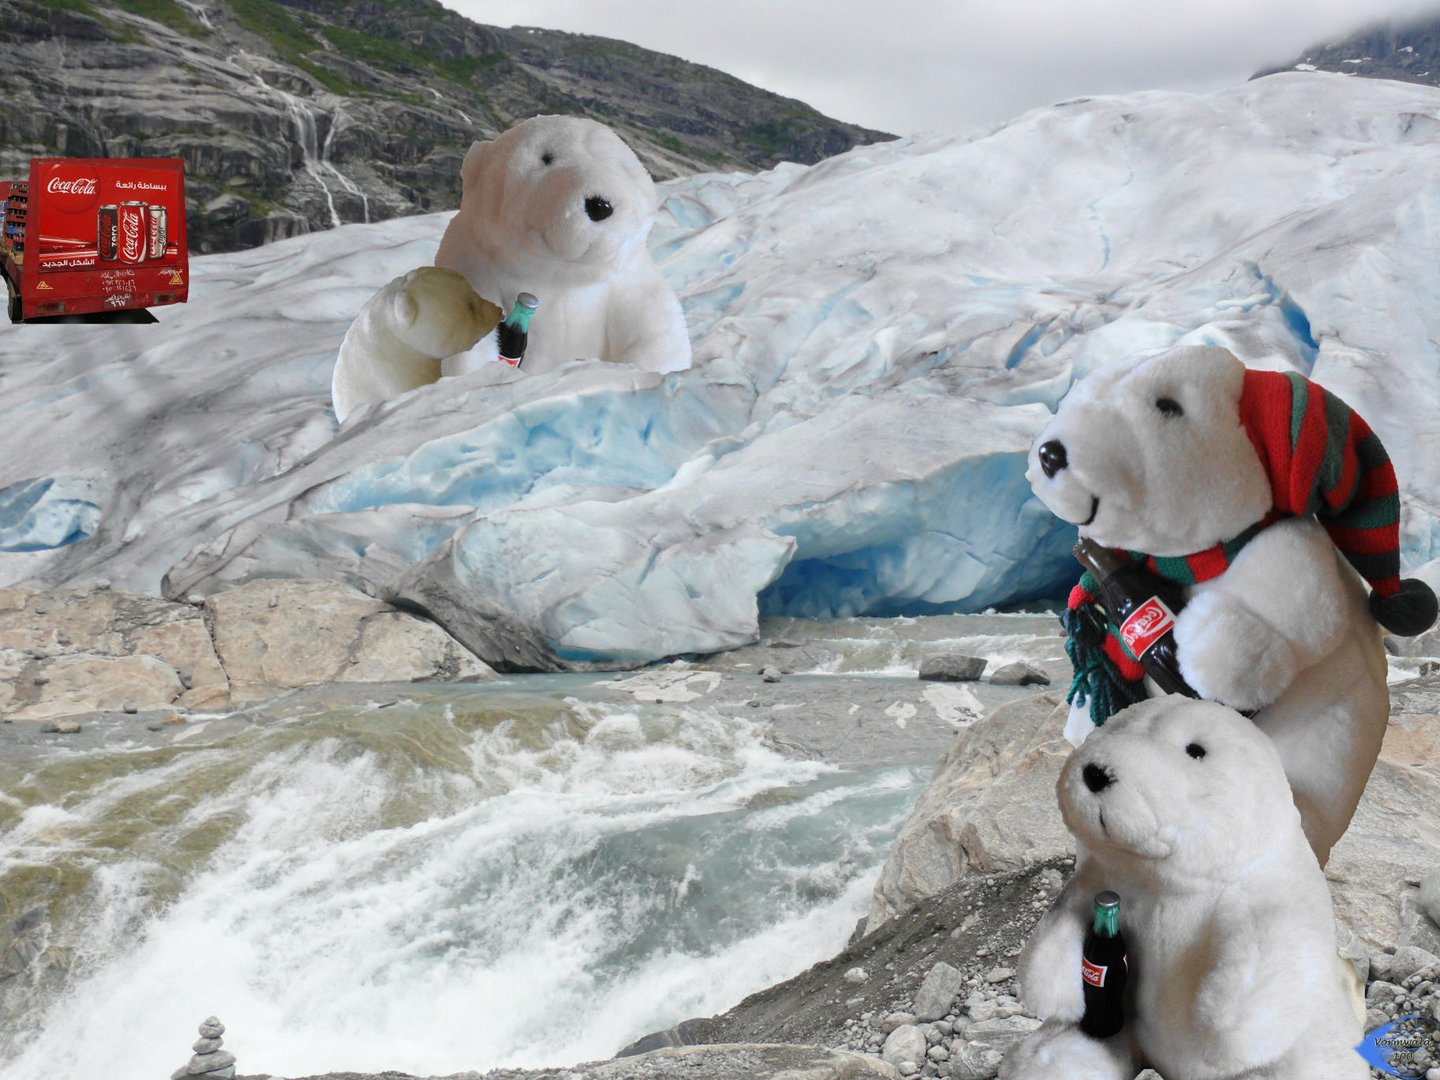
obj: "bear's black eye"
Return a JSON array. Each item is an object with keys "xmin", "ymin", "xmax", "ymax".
[
  {"xmin": 1186, "ymin": 742, "xmax": 1206, "ymax": 760},
  {"xmin": 1156, "ymin": 397, "xmax": 1184, "ymax": 418},
  {"xmin": 541, "ymin": 151, "xmax": 555, "ymax": 166}
]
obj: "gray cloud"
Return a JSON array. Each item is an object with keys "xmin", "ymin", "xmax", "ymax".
[{"xmin": 447, "ymin": 0, "xmax": 1440, "ymax": 135}]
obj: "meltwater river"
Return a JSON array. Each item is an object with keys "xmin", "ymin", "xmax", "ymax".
[{"xmin": 0, "ymin": 615, "xmax": 1065, "ymax": 1080}]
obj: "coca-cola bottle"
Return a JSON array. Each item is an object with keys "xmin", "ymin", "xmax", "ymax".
[
  {"xmin": 497, "ymin": 292, "xmax": 538, "ymax": 367},
  {"xmin": 1080, "ymin": 890, "xmax": 1128, "ymax": 1039},
  {"xmin": 1073, "ymin": 538, "xmax": 1197, "ymax": 699}
]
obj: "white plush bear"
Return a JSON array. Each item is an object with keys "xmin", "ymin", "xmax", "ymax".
[
  {"xmin": 331, "ymin": 267, "xmax": 500, "ymax": 424},
  {"xmin": 1003, "ymin": 697, "xmax": 1366, "ymax": 1080},
  {"xmin": 1027, "ymin": 345, "xmax": 1436, "ymax": 864},
  {"xmin": 434, "ymin": 114, "xmax": 692, "ymax": 376}
]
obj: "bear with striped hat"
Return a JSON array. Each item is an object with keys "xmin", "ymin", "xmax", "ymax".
[{"xmin": 1027, "ymin": 344, "xmax": 1435, "ymax": 865}]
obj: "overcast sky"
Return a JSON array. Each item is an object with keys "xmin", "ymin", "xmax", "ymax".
[{"xmin": 444, "ymin": 0, "xmax": 1440, "ymax": 135}]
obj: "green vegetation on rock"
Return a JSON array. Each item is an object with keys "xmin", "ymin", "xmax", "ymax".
[
  {"xmin": 229, "ymin": 0, "xmax": 357, "ymax": 93},
  {"xmin": 30, "ymin": 0, "xmax": 102, "ymax": 17},
  {"xmin": 319, "ymin": 22, "xmax": 506, "ymax": 88},
  {"xmin": 106, "ymin": 0, "xmax": 209, "ymax": 37}
]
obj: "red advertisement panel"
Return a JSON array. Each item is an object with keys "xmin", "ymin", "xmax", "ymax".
[
  {"xmin": 30, "ymin": 158, "xmax": 186, "ymax": 275},
  {"xmin": 18, "ymin": 158, "xmax": 188, "ymax": 318}
]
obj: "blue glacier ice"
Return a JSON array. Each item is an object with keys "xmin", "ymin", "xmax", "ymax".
[{"xmin": 1, "ymin": 73, "xmax": 1438, "ymax": 668}]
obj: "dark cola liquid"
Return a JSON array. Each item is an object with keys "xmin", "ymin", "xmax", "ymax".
[
  {"xmin": 497, "ymin": 292, "xmax": 538, "ymax": 367},
  {"xmin": 497, "ymin": 320, "xmax": 528, "ymax": 365},
  {"xmin": 1080, "ymin": 892, "xmax": 1128, "ymax": 1039},
  {"xmin": 1074, "ymin": 539, "xmax": 1198, "ymax": 699}
]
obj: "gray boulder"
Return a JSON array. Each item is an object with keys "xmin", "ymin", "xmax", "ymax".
[
  {"xmin": 913, "ymin": 960, "xmax": 963, "ymax": 1021},
  {"xmin": 962, "ymin": 1016, "xmax": 1041, "ymax": 1054},
  {"xmin": 881, "ymin": 1024, "xmax": 928, "ymax": 1067},
  {"xmin": 948, "ymin": 1041, "xmax": 1004, "ymax": 1080},
  {"xmin": 919, "ymin": 655, "xmax": 987, "ymax": 682},
  {"xmin": 988, "ymin": 662, "xmax": 1050, "ymax": 687}
]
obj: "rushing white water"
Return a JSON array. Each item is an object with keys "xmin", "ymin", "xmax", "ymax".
[
  {"xmin": 322, "ymin": 106, "xmax": 371, "ymax": 225},
  {"xmin": 0, "ymin": 685, "xmax": 925, "ymax": 1080},
  {"xmin": 234, "ymin": 57, "xmax": 367, "ymax": 230},
  {"xmin": 172, "ymin": 0, "xmax": 213, "ymax": 30}
]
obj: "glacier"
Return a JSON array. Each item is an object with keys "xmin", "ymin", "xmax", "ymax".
[{"xmin": 2, "ymin": 72, "xmax": 1439, "ymax": 668}]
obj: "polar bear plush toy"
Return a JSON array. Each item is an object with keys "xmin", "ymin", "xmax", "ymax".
[
  {"xmin": 1002, "ymin": 697, "xmax": 1366, "ymax": 1080},
  {"xmin": 434, "ymin": 114, "xmax": 692, "ymax": 376},
  {"xmin": 1027, "ymin": 345, "xmax": 1437, "ymax": 864},
  {"xmin": 331, "ymin": 267, "xmax": 500, "ymax": 423}
]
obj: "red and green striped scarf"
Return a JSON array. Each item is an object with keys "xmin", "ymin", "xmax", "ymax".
[{"xmin": 1063, "ymin": 524, "xmax": 1265, "ymax": 727}]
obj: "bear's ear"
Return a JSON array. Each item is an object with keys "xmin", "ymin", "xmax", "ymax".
[
  {"xmin": 459, "ymin": 139, "xmax": 493, "ymax": 194},
  {"xmin": 1136, "ymin": 344, "xmax": 1246, "ymax": 411},
  {"xmin": 388, "ymin": 287, "xmax": 420, "ymax": 330}
]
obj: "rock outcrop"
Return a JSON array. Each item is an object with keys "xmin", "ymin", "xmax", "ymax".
[
  {"xmin": 1254, "ymin": 13, "xmax": 1440, "ymax": 93},
  {"xmin": 865, "ymin": 692, "xmax": 1073, "ymax": 933},
  {"xmin": 865, "ymin": 675, "xmax": 1440, "ymax": 956},
  {"xmin": 205, "ymin": 578, "xmax": 491, "ymax": 705},
  {"xmin": 0, "ymin": 578, "xmax": 494, "ymax": 720}
]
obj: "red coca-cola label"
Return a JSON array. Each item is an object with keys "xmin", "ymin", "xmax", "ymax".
[
  {"xmin": 44, "ymin": 172, "xmax": 100, "ymax": 213},
  {"xmin": 118, "ymin": 203, "xmax": 147, "ymax": 264},
  {"xmin": 1082, "ymin": 957, "xmax": 1108, "ymax": 987},
  {"xmin": 1120, "ymin": 597, "xmax": 1177, "ymax": 658}
]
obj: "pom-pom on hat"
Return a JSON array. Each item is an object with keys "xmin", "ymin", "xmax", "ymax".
[{"xmin": 1238, "ymin": 369, "xmax": 1437, "ymax": 636}]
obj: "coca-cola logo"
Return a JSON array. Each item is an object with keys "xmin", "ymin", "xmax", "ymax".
[
  {"xmin": 1081, "ymin": 957, "xmax": 1107, "ymax": 987},
  {"xmin": 43, "ymin": 171, "xmax": 101, "ymax": 213},
  {"xmin": 1120, "ymin": 598, "xmax": 1175, "ymax": 656},
  {"xmin": 47, "ymin": 176, "xmax": 97, "ymax": 195},
  {"xmin": 120, "ymin": 212, "xmax": 144, "ymax": 262}
]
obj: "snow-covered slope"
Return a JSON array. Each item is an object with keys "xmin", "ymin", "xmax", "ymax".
[{"xmin": 3, "ymin": 73, "xmax": 1439, "ymax": 668}]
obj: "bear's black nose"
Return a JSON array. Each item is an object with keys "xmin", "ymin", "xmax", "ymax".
[
  {"xmin": 1082, "ymin": 763, "xmax": 1114, "ymax": 793},
  {"xmin": 584, "ymin": 196, "xmax": 614, "ymax": 222},
  {"xmin": 1038, "ymin": 440, "xmax": 1068, "ymax": 478}
]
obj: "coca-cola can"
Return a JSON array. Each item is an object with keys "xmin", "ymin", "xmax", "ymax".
[
  {"xmin": 117, "ymin": 201, "xmax": 148, "ymax": 265},
  {"xmin": 147, "ymin": 204, "xmax": 167, "ymax": 261},
  {"xmin": 98, "ymin": 205, "xmax": 119, "ymax": 261}
]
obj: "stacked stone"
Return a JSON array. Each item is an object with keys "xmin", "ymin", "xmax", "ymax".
[{"xmin": 170, "ymin": 1016, "xmax": 236, "ymax": 1080}]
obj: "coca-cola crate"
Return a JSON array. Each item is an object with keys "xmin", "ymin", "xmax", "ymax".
[{"xmin": 2, "ymin": 158, "xmax": 188, "ymax": 323}]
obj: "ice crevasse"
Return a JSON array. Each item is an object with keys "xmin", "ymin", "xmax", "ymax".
[{"xmin": 2, "ymin": 73, "xmax": 1438, "ymax": 669}]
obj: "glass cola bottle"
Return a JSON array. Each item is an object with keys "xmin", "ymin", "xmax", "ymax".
[
  {"xmin": 1073, "ymin": 538, "xmax": 1197, "ymax": 699},
  {"xmin": 1080, "ymin": 890, "xmax": 1128, "ymax": 1039},
  {"xmin": 497, "ymin": 292, "xmax": 539, "ymax": 367}
]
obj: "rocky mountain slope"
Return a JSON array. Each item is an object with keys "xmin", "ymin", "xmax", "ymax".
[
  {"xmin": 0, "ymin": 0, "xmax": 891, "ymax": 253},
  {"xmin": 1254, "ymin": 13, "xmax": 1440, "ymax": 90}
]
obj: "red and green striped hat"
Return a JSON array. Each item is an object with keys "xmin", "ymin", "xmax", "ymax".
[{"xmin": 1238, "ymin": 368, "xmax": 1437, "ymax": 637}]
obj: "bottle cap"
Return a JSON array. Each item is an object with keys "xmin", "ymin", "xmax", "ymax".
[
  {"xmin": 516, "ymin": 291, "xmax": 538, "ymax": 310},
  {"xmin": 1095, "ymin": 891, "xmax": 1120, "ymax": 908}
]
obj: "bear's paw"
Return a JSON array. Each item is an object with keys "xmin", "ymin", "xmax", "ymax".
[
  {"xmin": 998, "ymin": 1021, "xmax": 1132, "ymax": 1080},
  {"xmin": 1174, "ymin": 591, "xmax": 1299, "ymax": 711}
]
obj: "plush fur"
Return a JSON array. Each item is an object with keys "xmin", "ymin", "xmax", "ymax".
[
  {"xmin": 1003, "ymin": 698, "xmax": 1365, "ymax": 1080},
  {"xmin": 434, "ymin": 115, "xmax": 692, "ymax": 376},
  {"xmin": 331, "ymin": 267, "xmax": 500, "ymax": 424},
  {"xmin": 1027, "ymin": 345, "xmax": 1389, "ymax": 864}
]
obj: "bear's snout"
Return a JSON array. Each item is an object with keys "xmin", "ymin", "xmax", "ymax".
[
  {"xmin": 1038, "ymin": 439, "xmax": 1068, "ymax": 478},
  {"xmin": 1082, "ymin": 762, "xmax": 1114, "ymax": 793},
  {"xmin": 584, "ymin": 196, "xmax": 614, "ymax": 222}
]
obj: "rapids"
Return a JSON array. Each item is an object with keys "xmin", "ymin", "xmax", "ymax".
[{"xmin": 0, "ymin": 674, "xmax": 934, "ymax": 1079}]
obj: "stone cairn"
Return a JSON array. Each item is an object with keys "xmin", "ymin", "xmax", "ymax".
[{"xmin": 171, "ymin": 1016, "xmax": 235, "ymax": 1080}]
